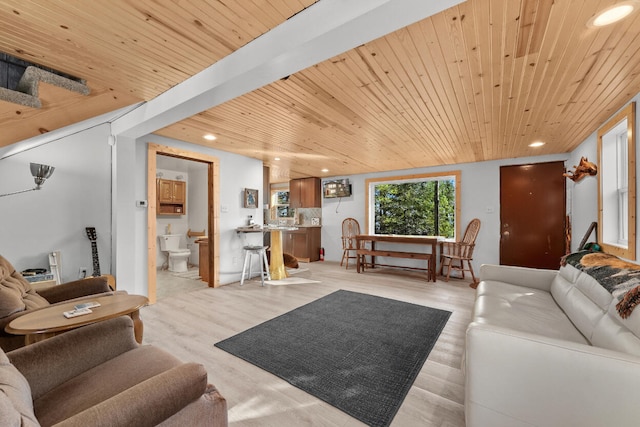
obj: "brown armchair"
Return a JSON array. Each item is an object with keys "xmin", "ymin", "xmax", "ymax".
[
  {"xmin": 0, "ymin": 255, "xmax": 113, "ymax": 351},
  {"xmin": 2, "ymin": 316, "xmax": 227, "ymax": 426}
]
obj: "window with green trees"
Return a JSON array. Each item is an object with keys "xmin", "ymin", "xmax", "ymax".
[{"xmin": 366, "ymin": 172, "xmax": 460, "ymax": 238}]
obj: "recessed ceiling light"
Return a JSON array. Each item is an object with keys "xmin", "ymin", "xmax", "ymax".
[
  {"xmin": 589, "ymin": 2, "xmax": 637, "ymax": 27},
  {"xmin": 274, "ymin": 157, "xmax": 281, "ymax": 161},
  {"xmin": 203, "ymin": 134, "xmax": 216, "ymax": 141},
  {"xmin": 529, "ymin": 141, "xmax": 545, "ymax": 148},
  {"xmin": 321, "ymin": 168, "xmax": 329, "ymax": 173}
]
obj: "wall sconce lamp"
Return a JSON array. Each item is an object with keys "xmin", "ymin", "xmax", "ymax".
[{"xmin": 0, "ymin": 163, "xmax": 55, "ymax": 198}]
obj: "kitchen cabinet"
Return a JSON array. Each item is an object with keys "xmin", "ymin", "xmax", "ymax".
[
  {"xmin": 289, "ymin": 177, "xmax": 321, "ymax": 208},
  {"xmin": 282, "ymin": 227, "xmax": 321, "ymax": 262},
  {"xmin": 157, "ymin": 179, "xmax": 186, "ymax": 215}
]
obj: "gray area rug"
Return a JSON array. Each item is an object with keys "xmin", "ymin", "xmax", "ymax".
[{"xmin": 214, "ymin": 290, "xmax": 451, "ymax": 427}]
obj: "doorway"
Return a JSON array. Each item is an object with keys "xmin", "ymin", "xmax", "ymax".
[
  {"xmin": 500, "ymin": 161, "xmax": 566, "ymax": 269},
  {"xmin": 147, "ymin": 143, "xmax": 220, "ymax": 304}
]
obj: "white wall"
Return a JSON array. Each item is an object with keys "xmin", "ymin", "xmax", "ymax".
[
  {"xmin": 321, "ymin": 153, "xmax": 570, "ymax": 271},
  {"xmin": 568, "ymin": 92, "xmax": 640, "ymax": 258},
  {"xmin": 2, "ymin": 91, "xmax": 637, "ymax": 295},
  {"xmin": 187, "ymin": 163, "xmax": 209, "ymax": 265},
  {"xmin": 0, "ymin": 124, "xmax": 112, "ymax": 282},
  {"xmin": 321, "ymin": 92, "xmax": 640, "ymax": 271},
  {"xmin": 0, "ymin": 123, "xmax": 265, "ymax": 295},
  {"xmin": 565, "ymin": 134, "xmax": 598, "ymax": 252},
  {"xmin": 112, "ymin": 134, "xmax": 264, "ymax": 295}
]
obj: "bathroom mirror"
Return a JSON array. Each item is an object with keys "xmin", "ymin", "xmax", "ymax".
[{"xmin": 597, "ymin": 102, "xmax": 636, "ymax": 259}]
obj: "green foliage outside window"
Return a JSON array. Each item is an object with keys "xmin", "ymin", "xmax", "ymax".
[{"xmin": 374, "ymin": 179, "xmax": 455, "ymax": 237}]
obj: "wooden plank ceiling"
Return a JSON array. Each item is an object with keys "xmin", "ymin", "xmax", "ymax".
[{"xmin": 1, "ymin": 0, "xmax": 640, "ymax": 182}]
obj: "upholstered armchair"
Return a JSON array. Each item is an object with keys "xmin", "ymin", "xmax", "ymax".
[
  {"xmin": 0, "ymin": 255, "xmax": 113, "ymax": 351},
  {"xmin": 1, "ymin": 316, "xmax": 228, "ymax": 426}
]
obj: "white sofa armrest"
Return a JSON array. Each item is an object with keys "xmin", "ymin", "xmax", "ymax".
[
  {"xmin": 465, "ymin": 322, "xmax": 640, "ymax": 427},
  {"xmin": 479, "ymin": 264, "xmax": 557, "ymax": 292}
]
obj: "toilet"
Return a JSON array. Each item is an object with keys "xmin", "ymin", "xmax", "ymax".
[{"xmin": 159, "ymin": 234, "xmax": 191, "ymax": 273}]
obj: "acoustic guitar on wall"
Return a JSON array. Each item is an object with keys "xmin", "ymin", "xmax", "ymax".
[
  {"xmin": 84, "ymin": 227, "xmax": 116, "ymax": 290},
  {"xmin": 85, "ymin": 227, "xmax": 101, "ymax": 277}
]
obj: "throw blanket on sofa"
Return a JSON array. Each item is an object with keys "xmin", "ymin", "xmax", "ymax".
[{"xmin": 561, "ymin": 250, "xmax": 640, "ymax": 318}]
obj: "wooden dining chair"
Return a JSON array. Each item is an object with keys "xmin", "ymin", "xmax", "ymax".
[
  {"xmin": 341, "ymin": 218, "xmax": 361, "ymax": 269},
  {"xmin": 440, "ymin": 218, "xmax": 481, "ymax": 285}
]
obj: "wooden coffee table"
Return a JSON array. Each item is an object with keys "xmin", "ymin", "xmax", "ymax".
[{"xmin": 6, "ymin": 294, "xmax": 148, "ymax": 345}]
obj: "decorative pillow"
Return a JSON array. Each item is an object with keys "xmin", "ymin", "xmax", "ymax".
[
  {"xmin": 0, "ymin": 350, "xmax": 39, "ymax": 426},
  {"xmin": 0, "ymin": 255, "xmax": 49, "ymax": 319}
]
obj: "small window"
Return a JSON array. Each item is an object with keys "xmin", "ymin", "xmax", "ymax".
[{"xmin": 271, "ymin": 190, "xmax": 294, "ymax": 218}]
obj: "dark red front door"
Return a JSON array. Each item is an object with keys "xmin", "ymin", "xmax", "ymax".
[{"xmin": 500, "ymin": 161, "xmax": 566, "ymax": 269}]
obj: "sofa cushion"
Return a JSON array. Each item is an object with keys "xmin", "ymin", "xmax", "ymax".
[
  {"xmin": 551, "ymin": 265, "xmax": 611, "ymax": 340},
  {"xmin": 474, "ymin": 280, "xmax": 589, "ymax": 344},
  {"xmin": 0, "ymin": 349, "xmax": 39, "ymax": 427},
  {"xmin": 552, "ymin": 263, "xmax": 640, "ymax": 356},
  {"xmin": 0, "ymin": 256, "xmax": 49, "ymax": 319},
  {"xmin": 34, "ymin": 345, "xmax": 184, "ymax": 426}
]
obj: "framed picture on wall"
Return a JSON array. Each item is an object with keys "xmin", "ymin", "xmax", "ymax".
[{"xmin": 244, "ymin": 188, "xmax": 258, "ymax": 209}]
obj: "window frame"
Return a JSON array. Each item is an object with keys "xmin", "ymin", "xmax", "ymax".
[
  {"xmin": 365, "ymin": 170, "xmax": 461, "ymax": 238},
  {"xmin": 597, "ymin": 102, "xmax": 636, "ymax": 259},
  {"xmin": 270, "ymin": 189, "xmax": 294, "ymax": 219}
]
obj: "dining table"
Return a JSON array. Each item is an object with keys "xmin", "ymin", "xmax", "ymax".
[{"xmin": 355, "ymin": 234, "xmax": 444, "ymax": 282}]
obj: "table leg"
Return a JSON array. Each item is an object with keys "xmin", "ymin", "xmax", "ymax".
[
  {"xmin": 130, "ymin": 310, "xmax": 144, "ymax": 344},
  {"xmin": 431, "ymin": 241, "xmax": 437, "ymax": 282},
  {"xmin": 269, "ymin": 230, "xmax": 288, "ymax": 280},
  {"xmin": 371, "ymin": 241, "xmax": 376, "ymax": 269},
  {"xmin": 25, "ymin": 332, "xmax": 56, "ymax": 345}
]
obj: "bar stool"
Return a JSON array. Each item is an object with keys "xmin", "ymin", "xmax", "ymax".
[{"xmin": 240, "ymin": 245, "xmax": 271, "ymax": 286}]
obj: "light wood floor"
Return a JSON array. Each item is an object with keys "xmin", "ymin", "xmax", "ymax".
[
  {"xmin": 156, "ymin": 268, "xmax": 208, "ymax": 301},
  {"xmin": 141, "ymin": 261, "xmax": 476, "ymax": 427}
]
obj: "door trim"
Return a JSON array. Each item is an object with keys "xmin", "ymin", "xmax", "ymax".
[{"xmin": 147, "ymin": 143, "xmax": 220, "ymax": 304}]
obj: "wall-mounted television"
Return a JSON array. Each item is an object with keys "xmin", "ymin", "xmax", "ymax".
[{"xmin": 323, "ymin": 179, "xmax": 352, "ymax": 198}]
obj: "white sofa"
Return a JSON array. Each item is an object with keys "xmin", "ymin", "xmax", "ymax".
[{"xmin": 464, "ymin": 259, "xmax": 640, "ymax": 427}]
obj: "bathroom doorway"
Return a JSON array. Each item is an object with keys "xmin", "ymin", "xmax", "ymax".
[{"xmin": 147, "ymin": 143, "xmax": 220, "ymax": 304}]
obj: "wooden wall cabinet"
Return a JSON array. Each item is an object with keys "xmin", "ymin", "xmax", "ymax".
[
  {"xmin": 282, "ymin": 227, "xmax": 321, "ymax": 262},
  {"xmin": 289, "ymin": 177, "xmax": 321, "ymax": 208},
  {"xmin": 157, "ymin": 179, "xmax": 186, "ymax": 215}
]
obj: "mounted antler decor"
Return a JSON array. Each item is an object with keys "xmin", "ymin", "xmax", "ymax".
[{"xmin": 563, "ymin": 157, "xmax": 597, "ymax": 182}]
